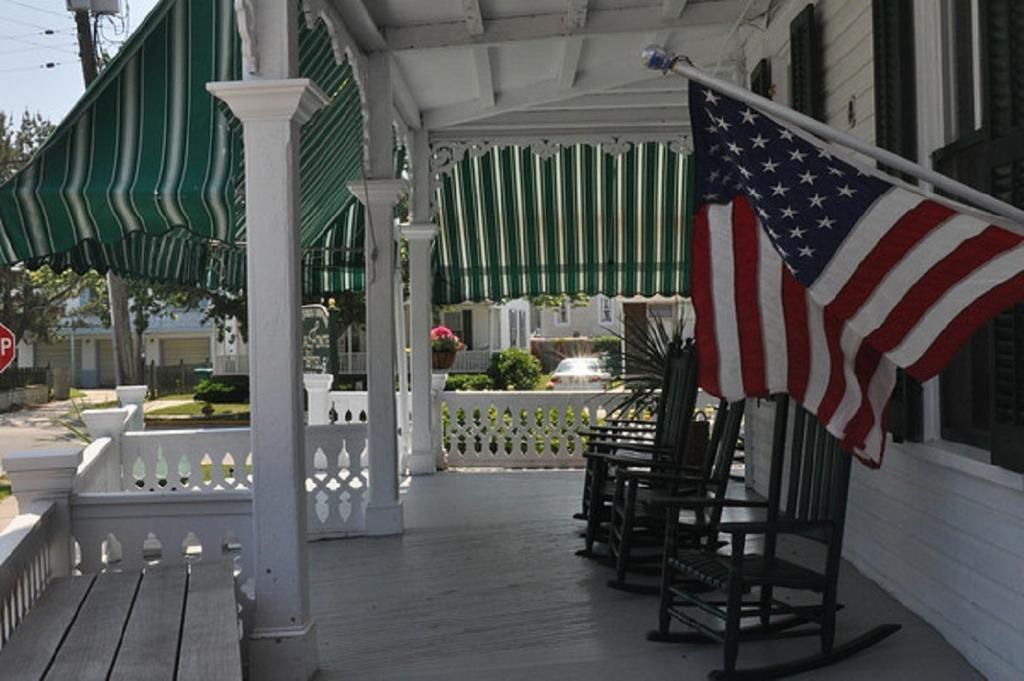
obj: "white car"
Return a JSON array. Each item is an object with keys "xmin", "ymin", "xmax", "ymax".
[{"xmin": 548, "ymin": 357, "xmax": 612, "ymax": 391}]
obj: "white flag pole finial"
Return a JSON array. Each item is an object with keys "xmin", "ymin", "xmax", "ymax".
[{"xmin": 642, "ymin": 45, "xmax": 1024, "ymax": 227}]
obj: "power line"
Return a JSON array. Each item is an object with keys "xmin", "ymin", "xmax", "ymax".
[
  {"xmin": 0, "ymin": 29, "xmax": 75, "ymax": 40},
  {"xmin": 1, "ymin": 0, "xmax": 69, "ymax": 19},
  {"xmin": 0, "ymin": 43, "xmax": 80, "ymax": 56},
  {"xmin": 0, "ymin": 60, "xmax": 78, "ymax": 75},
  {"xmin": 3, "ymin": 16, "xmax": 57, "ymax": 31}
]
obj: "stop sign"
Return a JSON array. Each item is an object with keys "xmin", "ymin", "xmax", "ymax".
[{"xmin": 0, "ymin": 323, "xmax": 15, "ymax": 374}]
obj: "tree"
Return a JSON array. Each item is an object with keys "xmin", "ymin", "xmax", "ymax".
[
  {"xmin": 0, "ymin": 266, "xmax": 104, "ymax": 362},
  {"xmin": 0, "ymin": 111, "xmax": 53, "ymax": 183}
]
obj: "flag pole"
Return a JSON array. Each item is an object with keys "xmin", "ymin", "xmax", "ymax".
[{"xmin": 641, "ymin": 45, "xmax": 1024, "ymax": 226}]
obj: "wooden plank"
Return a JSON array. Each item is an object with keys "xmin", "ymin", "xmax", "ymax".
[
  {"xmin": 176, "ymin": 561, "xmax": 241, "ymax": 681},
  {"xmin": 0, "ymin": 576, "xmax": 94, "ymax": 681},
  {"xmin": 108, "ymin": 565, "xmax": 188, "ymax": 681},
  {"xmin": 45, "ymin": 570, "xmax": 141, "ymax": 681}
]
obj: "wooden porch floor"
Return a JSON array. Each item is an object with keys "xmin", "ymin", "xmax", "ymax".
[{"xmin": 308, "ymin": 471, "xmax": 982, "ymax": 680}]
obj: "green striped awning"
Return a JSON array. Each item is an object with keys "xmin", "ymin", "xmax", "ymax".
[
  {"xmin": 0, "ymin": 0, "xmax": 366, "ymax": 292},
  {"xmin": 433, "ymin": 142, "xmax": 693, "ymax": 304}
]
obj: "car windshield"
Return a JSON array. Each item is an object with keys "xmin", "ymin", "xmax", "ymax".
[{"xmin": 554, "ymin": 358, "xmax": 601, "ymax": 374}]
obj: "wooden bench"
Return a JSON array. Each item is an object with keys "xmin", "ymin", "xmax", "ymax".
[{"xmin": 0, "ymin": 561, "xmax": 242, "ymax": 681}]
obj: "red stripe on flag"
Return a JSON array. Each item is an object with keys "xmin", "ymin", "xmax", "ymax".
[
  {"xmin": 867, "ymin": 226, "xmax": 1024, "ymax": 354},
  {"xmin": 782, "ymin": 269, "xmax": 810, "ymax": 402},
  {"xmin": 826, "ymin": 199, "xmax": 954, "ymax": 320},
  {"xmin": 907, "ymin": 270, "xmax": 1024, "ymax": 381},
  {"xmin": 815, "ymin": 310, "xmax": 848, "ymax": 424},
  {"xmin": 732, "ymin": 198, "xmax": 768, "ymax": 395},
  {"xmin": 692, "ymin": 206, "xmax": 721, "ymax": 397}
]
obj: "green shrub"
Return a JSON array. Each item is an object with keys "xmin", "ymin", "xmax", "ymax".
[
  {"xmin": 194, "ymin": 375, "xmax": 249, "ymax": 404},
  {"xmin": 488, "ymin": 348, "xmax": 543, "ymax": 390},
  {"xmin": 445, "ymin": 373, "xmax": 495, "ymax": 391}
]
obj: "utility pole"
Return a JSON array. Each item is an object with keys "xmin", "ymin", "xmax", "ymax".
[{"xmin": 72, "ymin": 5, "xmax": 136, "ymax": 386}]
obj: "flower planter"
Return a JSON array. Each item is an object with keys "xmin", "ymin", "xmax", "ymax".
[{"xmin": 432, "ymin": 350, "xmax": 457, "ymax": 370}]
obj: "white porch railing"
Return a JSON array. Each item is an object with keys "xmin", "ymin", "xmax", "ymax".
[
  {"xmin": 440, "ymin": 391, "xmax": 625, "ymax": 468},
  {"xmin": 0, "ymin": 501, "xmax": 58, "ymax": 647},
  {"xmin": 213, "ymin": 354, "xmax": 249, "ymax": 374}
]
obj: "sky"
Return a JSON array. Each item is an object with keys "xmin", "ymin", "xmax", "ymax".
[{"xmin": 0, "ymin": 0, "xmax": 160, "ymax": 123}]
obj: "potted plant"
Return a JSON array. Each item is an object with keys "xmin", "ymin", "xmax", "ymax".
[{"xmin": 431, "ymin": 325, "xmax": 464, "ymax": 370}]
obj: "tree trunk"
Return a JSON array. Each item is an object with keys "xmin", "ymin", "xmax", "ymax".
[{"xmin": 107, "ymin": 271, "xmax": 137, "ymax": 384}]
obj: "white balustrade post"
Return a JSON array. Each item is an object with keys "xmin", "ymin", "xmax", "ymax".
[
  {"xmin": 207, "ymin": 74, "xmax": 326, "ymax": 679},
  {"xmin": 402, "ymin": 223, "xmax": 438, "ymax": 475},
  {"xmin": 3, "ymin": 448, "xmax": 83, "ymax": 577},
  {"xmin": 303, "ymin": 373, "xmax": 333, "ymax": 425},
  {"xmin": 431, "ymin": 374, "xmax": 448, "ymax": 470},
  {"xmin": 394, "ymin": 268, "xmax": 411, "ymax": 467},
  {"xmin": 115, "ymin": 385, "xmax": 147, "ymax": 432},
  {"xmin": 81, "ymin": 407, "xmax": 130, "ymax": 491}
]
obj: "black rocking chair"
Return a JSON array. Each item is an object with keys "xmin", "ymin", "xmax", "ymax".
[
  {"xmin": 605, "ymin": 398, "xmax": 742, "ymax": 594},
  {"xmin": 649, "ymin": 395, "xmax": 900, "ymax": 680},
  {"xmin": 577, "ymin": 339, "xmax": 699, "ymax": 558},
  {"xmin": 573, "ymin": 339, "xmax": 681, "ymax": 523}
]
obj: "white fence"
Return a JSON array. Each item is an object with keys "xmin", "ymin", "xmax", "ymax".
[
  {"xmin": 440, "ymin": 391, "xmax": 625, "ymax": 468},
  {"xmin": 0, "ymin": 400, "xmax": 373, "ymax": 649},
  {"xmin": 221, "ymin": 351, "xmax": 496, "ymax": 377}
]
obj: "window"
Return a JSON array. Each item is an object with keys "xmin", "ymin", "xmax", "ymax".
[
  {"xmin": 555, "ymin": 300, "xmax": 570, "ymax": 325},
  {"xmin": 933, "ymin": 0, "xmax": 1024, "ymax": 471},
  {"xmin": 599, "ymin": 296, "xmax": 614, "ymax": 324},
  {"xmin": 518, "ymin": 310, "xmax": 528, "ymax": 347},
  {"xmin": 508, "ymin": 309, "xmax": 519, "ymax": 348}
]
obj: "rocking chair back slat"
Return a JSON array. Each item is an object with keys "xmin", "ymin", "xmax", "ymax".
[
  {"xmin": 652, "ymin": 342, "xmax": 698, "ymax": 462},
  {"xmin": 775, "ymin": 401, "xmax": 852, "ymax": 539}
]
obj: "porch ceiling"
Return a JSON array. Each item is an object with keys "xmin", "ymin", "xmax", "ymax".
[{"xmin": 330, "ymin": 0, "xmax": 766, "ymax": 140}]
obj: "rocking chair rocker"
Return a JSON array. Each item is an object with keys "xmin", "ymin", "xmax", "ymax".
[{"xmin": 648, "ymin": 395, "xmax": 900, "ymax": 680}]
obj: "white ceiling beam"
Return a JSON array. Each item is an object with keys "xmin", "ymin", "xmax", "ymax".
[
  {"xmin": 528, "ymin": 91, "xmax": 688, "ymax": 110},
  {"xmin": 335, "ymin": 0, "xmax": 387, "ymax": 50},
  {"xmin": 383, "ymin": 2, "xmax": 746, "ymax": 51},
  {"xmin": 430, "ymin": 127, "xmax": 690, "ymax": 142},
  {"xmin": 563, "ymin": 0, "xmax": 589, "ymax": 30},
  {"xmin": 391, "ymin": 61, "xmax": 421, "ymax": 129},
  {"xmin": 453, "ymin": 107, "xmax": 687, "ymax": 130},
  {"xmin": 662, "ymin": 0, "xmax": 689, "ymax": 19},
  {"xmin": 472, "ymin": 47, "xmax": 495, "ymax": 109},
  {"xmin": 557, "ymin": 37, "xmax": 584, "ymax": 89},
  {"xmin": 422, "ymin": 42, "xmax": 735, "ymax": 130},
  {"xmin": 462, "ymin": 0, "xmax": 485, "ymax": 36}
]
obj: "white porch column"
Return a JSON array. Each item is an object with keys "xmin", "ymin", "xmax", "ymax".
[
  {"xmin": 395, "ymin": 269, "xmax": 412, "ymax": 467},
  {"xmin": 348, "ymin": 52, "xmax": 406, "ymax": 536},
  {"xmin": 304, "ymin": 373, "xmax": 333, "ymax": 425},
  {"xmin": 406, "ymin": 128, "xmax": 440, "ymax": 475},
  {"xmin": 348, "ymin": 179, "xmax": 406, "ymax": 535},
  {"xmin": 402, "ymin": 223, "xmax": 438, "ymax": 475},
  {"xmin": 207, "ymin": 78, "xmax": 326, "ymax": 681}
]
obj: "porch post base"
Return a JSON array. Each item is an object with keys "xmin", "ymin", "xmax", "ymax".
[
  {"xmin": 248, "ymin": 621, "xmax": 319, "ymax": 681},
  {"xmin": 407, "ymin": 450, "xmax": 436, "ymax": 475},
  {"xmin": 365, "ymin": 502, "xmax": 404, "ymax": 535}
]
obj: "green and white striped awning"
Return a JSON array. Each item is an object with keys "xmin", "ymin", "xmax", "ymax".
[
  {"xmin": 433, "ymin": 143, "xmax": 693, "ymax": 304},
  {"xmin": 0, "ymin": 0, "xmax": 366, "ymax": 292}
]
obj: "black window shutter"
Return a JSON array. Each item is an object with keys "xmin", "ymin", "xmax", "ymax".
[
  {"xmin": 789, "ymin": 4, "xmax": 822, "ymax": 119},
  {"xmin": 873, "ymin": 0, "xmax": 923, "ymax": 441},
  {"xmin": 872, "ymin": 0, "xmax": 917, "ymax": 167},
  {"xmin": 750, "ymin": 58, "xmax": 772, "ymax": 98},
  {"xmin": 985, "ymin": 0, "xmax": 1024, "ymax": 470}
]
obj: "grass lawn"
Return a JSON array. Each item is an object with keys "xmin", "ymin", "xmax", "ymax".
[
  {"xmin": 0, "ymin": 478, "xmax": 9, "ymax": 501},
  {"xmin": 149, "ymin": 392, "xmax": 194, "ymax": 402},
  {"xmin": 147, "ymin": 402, "xmax": 250, "ymax": 417},
  {"xmin": 68, "ymin": 388, "xmax": 87, "ymax": 399}
]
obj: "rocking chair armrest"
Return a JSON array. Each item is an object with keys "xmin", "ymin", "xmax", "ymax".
[
  {"xmin": 717, "ymin": 519, "xmax": 835, "ymax": 537},
  {"xmin": 646, "ymin": 496, "xmax": 770, "ymax": 510},
  {"xmin": 591, "ymin": 421, "xmax": 657, "ymax": 431},
  {"xmin": 612, "ymin": 467, "xmax": 706, "ymax": 482},
  {"xmin": 584, "ymin": 440, "xmax": 674, "ymax": 455},
  {"xmin": 579, "ymin": 427, "xmax": 655, "ymax": 441}
]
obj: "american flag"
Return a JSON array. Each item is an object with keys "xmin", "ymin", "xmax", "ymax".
[{"xmin": 689, "ymin": 82, "xmax": 1024, "ymax": 466}]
